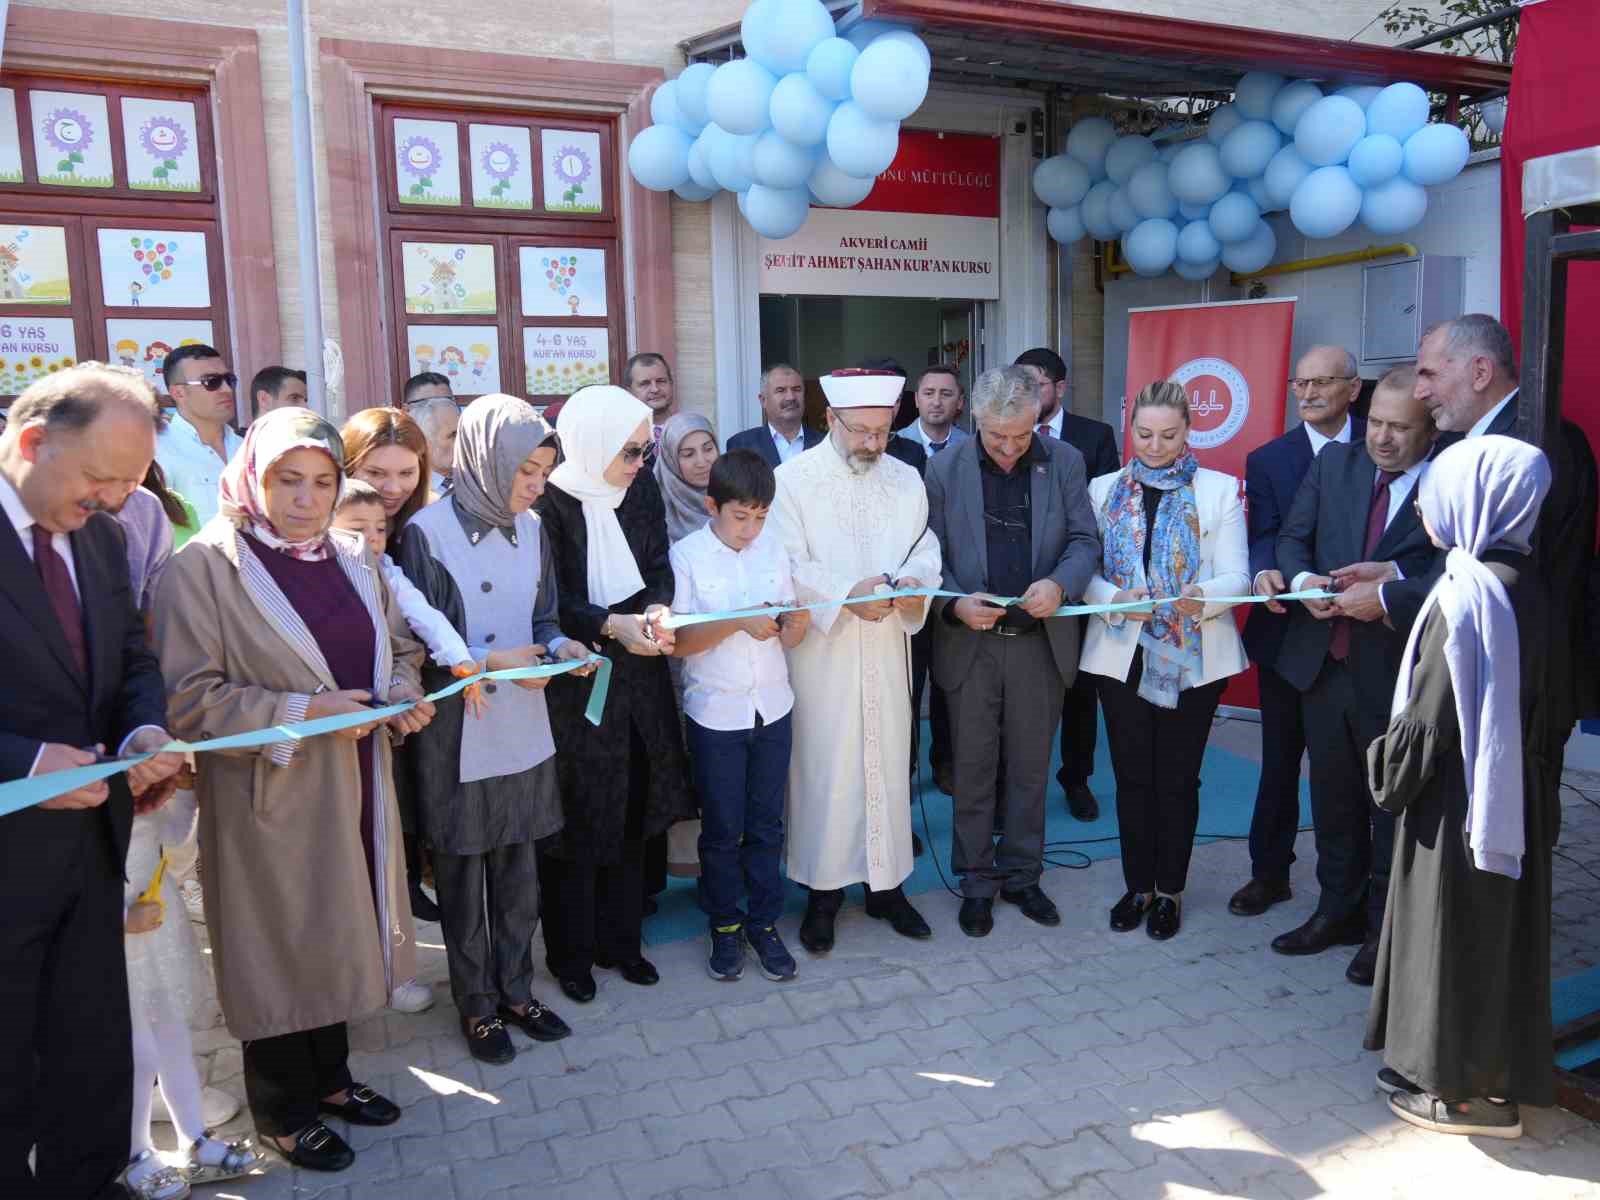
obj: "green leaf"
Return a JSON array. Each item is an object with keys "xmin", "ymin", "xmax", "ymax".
[
  {"xmin": 68, "ymin": 151, "xmax": 83, "ymax": 163},
  {"xmin": 420, "ymin": 175, "xmax": 433, "ymax": 189},
  {"xmin": 163, "ymin": 159, "xmax": 178, "ymax": 170},
  {"xmin": 409, "ymin": 182, "xmax": 424, "ymax": 197},
  {"xmin": 57, "ymin": 159, "xmax": 72, "ymax": 172}
]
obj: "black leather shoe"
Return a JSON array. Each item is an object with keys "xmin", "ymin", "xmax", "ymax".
[
  {"xmin": 499, "ymin": 999, "xmax": 572, "ymax": 1042},
  {"xmin": 1109, "ymin": 891, "xmax": 1152, "ymax": 932},
  {"xmin": 799, "ymin": 888, "xmax": 844, "ymax": 954},
  {"xmin": 1064, "ymin": 784, "xmax": 1099, "ymax": 822},
  {"xmin": 595, "ymin": 955, "xmax": 659, "ymax": 986},
  {"xmin": 864, "ymin": 887, "xmax": 932, "ymax": 939},
  {"xmin": 1228, "ymin": 878, "xmax": 1292, "ymax": 917},
  {"xmin": 318, "ymin": 1083, "xmax": 400, "ymax": 1127},
  {"xmin": 1345, "ymin": 936, "xmax": 1379, "ymax": 986},
  {"xmin": 1271, "ymin": 911, "xmax": 1367, "ymax": 957},
  {"xmin": 958, "ymin": 897, "xmax": 994, "ymax": 937},
  {"xmin": 558, "ymin": 973, "xmax": 597, "ymax": 1004},
  {"xmin": 934, "ymin": 763, "xmax": 955, "ymax": 796},
  {"xmin": 1000, "ymin": 885, "xmax": 1061, "ymax": 927},
  {"xmin": 1146, "ymin": 896, "xmax": 1181, "ymax": 940},
  {"xmin": 408, "ymin": 879, "xmax": 441, "ymax": 924},
  {"xmin": 268, "ymin": 1121, "xmax": 354, "ymax": 1172},
  {"xmin": 462, "ymin": 1016, "xmax": 515, "ymax": 1065}
]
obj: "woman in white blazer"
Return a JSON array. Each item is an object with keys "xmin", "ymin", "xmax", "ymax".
[{"xmin": 1080, "ymin": 380, "xmax": 1249, "ymax": 941}]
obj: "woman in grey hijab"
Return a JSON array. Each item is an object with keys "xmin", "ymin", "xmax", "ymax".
[
  {"xmin": 397, "ymin": 395, "xmax": 592, "ymax": 1067},
  {"xmin": 654, "ymin": 412, "xmax": 719, "ymax": 545}
]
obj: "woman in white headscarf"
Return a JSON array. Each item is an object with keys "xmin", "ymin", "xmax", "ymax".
[
  {"xmin": 1364, "ymin": 435, "xmax": 1556, "ymax": 1141},
  {"xmin": 538, "ymin": 385, "xmax": 694, "ymax": 1004}
]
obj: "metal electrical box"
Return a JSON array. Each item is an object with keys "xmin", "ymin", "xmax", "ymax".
[{"xmin": 1360, "ymin": 255, "xmax": 1465, "ymax": 367}]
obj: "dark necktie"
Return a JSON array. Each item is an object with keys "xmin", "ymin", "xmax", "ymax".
[
  {"xmin": 1036, "ymin": 423, "xmax": 1052, "ymax": 439},
  {"xmin": 32, "ymin": 524, "xmax": 87, "ymax": 676},
  {"xmin": 1329, "ymin": 469, "xmax": 1399, "ymax": 661},
  {"xmin": 929, "ymin": 438, "xmax": 949, "ymax": 454}
]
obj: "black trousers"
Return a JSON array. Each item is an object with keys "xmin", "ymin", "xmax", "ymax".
[
  {"xmin": 1057, "ymin": 617, "xmax": 1099, "ymax": 788},
  {"xmin": 1302, "ymin": 657, "xmax": 1395, "ymax": 931},
  {"xmin": 909, "ymin": 624, "xmax": 952, "ymax": 771},
  {"xmin": 1097, "ymin": 652, "xmax": 1225, "ymax": 895},
  {"xmin": 1247, "ymin": 662, "xmax": 1306, "ymax": 883},
  {"xmin": 0, "ymin": 811, "xmax": 132, "ymax": 1200},
  {"xmin": 433, "ymin": 841, "xmax": 542, "ymax": 1020},
  {"xmin": 241, "ymin": 1023, "xmax": 352, "ymax": 1138}
]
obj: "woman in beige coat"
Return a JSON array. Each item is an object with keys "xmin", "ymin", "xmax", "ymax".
[{"xmin": 152, "ymin": 408, "xmax": 433, "ymax": 1174}]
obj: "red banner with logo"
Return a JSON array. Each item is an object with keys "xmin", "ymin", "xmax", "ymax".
[{"xmin": 1123, "ymin": 298, "xmax": 1296, "ymax": 709}]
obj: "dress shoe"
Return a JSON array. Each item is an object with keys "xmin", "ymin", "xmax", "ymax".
[
  {"xmin": 1146, "ymin": 896, "xmax": 1181, "ymax": 941},
  {"xmin": 558, "ymin": 972, "xmax": 597, "ymax": 1004},
  {"xmin": 461, "ymin": 1016, "xmax": 515, "ymax": 1065},
  {"xmin": 1270, "ymin": 911, "xmax": 1367, "ymax": 957},
  {"xmin": 1376, "ymin": 1066, "xmax": 1422, "ymax": 1096},
  {"xmin": 595, "ymin": 955, "xmax": 659, "ymax": 986},
  {"xmin": 266, "ymin": 1121, "xmax": 353, "ymax": 1172},
  {"xmin": 864, "ymin": 887, "xmax": 932, "ymax": 939},
  {"xmin": 1345, "ymin": 936, "xmax": 1379, "ymax": 986},
  {"xmin": 1000, "ymin": 885, "xmax": 1061, "ymax": 927},
  {"xmin": 498, "ymin": 999, "xmax": 572, "ymax": 1042},
  {"xmin": 958, "ymin": 897, "xmax": 994, "ymax": 937},
  {"xmin": 1228, "ymin": 878, "xmax": 1292, "ymax": 917},
  {"xmin": 799, "ymin": 888, "xmax": 844, "ymax": 954},
  {"xmin": 318, "ymin": 1083, "xmax": 400, "ymax": 1126},
  {"xmin": 408, "ymin": 879, "xmax": 441, "ymax": 924},
  {"xmin": 1064, "ymin": 783, "xmax": 1099, "ymax": 822},
  {"xmin": 1109, "ymin": 891, "xmax": 1152, "ymax": 932},
  {"xmin": 934, "ymin": 763, "xmax": 955, "ymax": 796}
]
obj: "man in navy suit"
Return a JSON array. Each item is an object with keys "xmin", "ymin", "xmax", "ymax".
[
  {"xmin": 1013, "ymin": 348, "xmax": 1119, "ymax": 821},
  {"xmin": 1231, "ymin": 346, "xmax": 1365, "ymax": 919},
  {"xmin": 726, "ymin": 363, "xmax": 823, "ymax": 468}
]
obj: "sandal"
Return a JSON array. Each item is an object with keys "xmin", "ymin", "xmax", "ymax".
[
  {"xmin": 124, "ymin": 1149, "xmax": 190, "ymax": 1200},
  {"xmin": 184, "ymin": 1132, "xmax": 265, "ymax": 1184}
]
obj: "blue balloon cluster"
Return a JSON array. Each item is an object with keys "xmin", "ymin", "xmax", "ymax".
[
  {"xmin": 1038, "ymin": 76, "xmax": 1471, "ymax": 279},
  {"xmin": 626, "ymin": 2, "xmax": 932, "ymax": 241}
]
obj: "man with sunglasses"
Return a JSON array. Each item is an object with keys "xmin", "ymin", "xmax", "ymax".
[{"xmin": 156, "ymin": 343, "xmax": 242, "ymax": 528}]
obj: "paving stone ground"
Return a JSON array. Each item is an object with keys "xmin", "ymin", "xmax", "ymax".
[{"xmin": 174, "ymin": 729, "xmax": 1600, "ymax": 1199}]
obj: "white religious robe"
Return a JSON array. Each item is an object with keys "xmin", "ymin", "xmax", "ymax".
[{"xmin": 769, "ymin": 441, "xmax": 942, "ymax": 891}]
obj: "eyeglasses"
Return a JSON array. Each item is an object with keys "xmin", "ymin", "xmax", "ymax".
[
  {"xmin": 618, "ymin": 443, "xmax": 647, "ymax": 463},
  {"xmin": 1288, "ymin": 376, "xmax": 1356, "ymax": 391},
  {"xmin": 175, "ymin": 371, "xmax": 237, "ymax": 392},
  {"xmin": 832, "ymin": 411, "xmax": 892, "ymax": 444}
]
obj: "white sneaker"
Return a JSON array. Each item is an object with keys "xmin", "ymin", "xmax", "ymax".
[
  {"xmin": 390, "ymin": 978, "xmax": 435, "ymax": 1013},
  {"xmin": 178, "ymin": 879, "xmax": 205, "ymax": 924},
  {"xmin": 151, "ymin": 1083, "xmax": 240, "ymax": 1128}
]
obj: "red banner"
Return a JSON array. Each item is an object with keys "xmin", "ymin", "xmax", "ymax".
[
  {"xmin": 1124, "ymin": 298, "xmax": 1296, "ymax": 708},
  {"xmin": 852, "ymin": 130, "xmax": 1000, "ymax": 218}
]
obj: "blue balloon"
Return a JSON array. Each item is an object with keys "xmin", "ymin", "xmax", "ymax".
[
  {"xmin": 1361, "ymin": 175, "xmax": 1429, "ymax": 234},
  {"xmin": 709, "ymin": 130, "xmax": 759, "ymax": 193},
  {"xmin": 1347, "ymin": 134, "xmax": 1403, "ymax": 188},
  {"xmin": 752, "ymin": 130, "xmax": 817, "ymax": 189},
  {"xmin": 676, "ymin": 63, "xmax": 717, "ymax": 128},
  {"xmin": 1124, "ymin": 219, "xmax": 1179, "ymax": 277},
  {"xmin": 1174, "ymin": 255, "xmax": 1221, "ymax": 281},
  {"xmin": 825, "ymin": 102, "xmax": 898, "ymax": 177},
  {"xmin": 842, "ymin": 19, "xmax": 906, "ymax": 52},
  {"xmin": 1047, "ymin": 205, "xmax": 1086, "ymax": 245},
  {"xmin": 687, "ymin": 128, "xmax": 718, "ymax": 190},
  {"xmin": 1402, "ymin": 123, "xmax": 1470, "ymax": 186},
  {"xmin": 1177, "ymin": 219, "xmax": 1220, "ymax": 265},
  {"xmin": 1336, "ymin": 85, "xmax": 1383, "ymax": 111},
  {"xmin": 651, "ymin": 81, "xmax": 701, "ymax": 137},
  {"xmin": 1263, "ymin": 144, "xmax": 1313, "ymax": 208},
  {"xmin": 1290, "ymin": 165, "xmax": 1363, "ymax": 239},
  {"xmin": 1271, "ymin": 80, "xmax": 1323, "ymax": 136},
  {"xmin": 1033, "ymin": 154, "xmax": 1092, "ymax": 209},
  {"xmin": 1081, "ymin": 180, "xmax": 1120, "ymax": 240},
  {"xmin": 674, "ymin": 180, "xmax": 719, "ymax": 202},
  {"xmin": 1169, "ymin": 142, "xmax": 1230, "ymax": 206},
  {"xmin": 1178, "ymin": 200, "xmax": 1212, "ymax": 222},
  {"xmin": 1220, "ymin": 120, "xmax": 1282, "ymax": 180},
  {"xmin": 1209, "ymin": 191, "xmax": 1261, "ymax": 243},
  {"xmin": 746, "ymin": 0, "xmax": 835, "ymax": 75},
  {"xmin": 1234, "ymin": 71, "xmax": 1286, "ymax": 121},
  {"xmin": 808, "ymin": 153, "xmax": 875, "ymax": 207},
  {"xmin": 1247, "ymin": 175, "xmax": 1279, "ymax": 213},
  {"xmin": 877, "ymin": 30, "xmax": 932, "ymax": 72},
  {"xmin": 770, "ymin": 73, "xmax": 835, "ymax": 147},
  {"xmin": 1295, "ymin": 96, "xmax": 1367, "ymax": 167},
  {"xmin": 1105, "ymin": 135, "xmax": 1157, "ymax": 185},
  {"xmin": 707, "ymin": 58, "xmax": 777, "ymax": 136},
  {"xmin": 1066, "ymin": 117, "xmax": 1117, "ymax": 176},
  {"xmin": 850, "ymin": 34, "xmax": 930, "ymax": 121},
  {"xmin": 1221, "ymin": 220, "xmax": 1276, "ymax": 273},
  {"xmin": 1109, "ymin": 186, "xmax": 1140, "ymax": 235},
  {"xmin": 1206, "ymin": 103, "xmax": 1243, "ymax": 146},
  {"xmin": 1127, "ymin": 161, "xmax": 1178, "ymax": 220},
  {"xmin": 806, "ymin": 37, "xmax": 859, "ymax": 102},
  {"xmin": 1366, "ymin": 82, "xmax": 1429, "ymax": 142},
  {"xmin": 627, "ymin": 124, "xmax": 693, "ymax": 191},
  {"xmin": 744, "ymin": 183, "xmax": 811, "ymax": 239}
]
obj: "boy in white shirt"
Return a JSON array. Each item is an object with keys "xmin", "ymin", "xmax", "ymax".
[{"xmin": 670, "ymin": 450, "xmax": 810, "ymax": 982}]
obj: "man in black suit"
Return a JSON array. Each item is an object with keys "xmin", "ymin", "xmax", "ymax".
[
  {"xmin": 1013, "ymin": 348, "xmax": 1119, "ymax": 821},
  {"xmin": 1270, "ymin": 368, "xmax": 1439, "ymax": 984},
  {"xmin": 725, "ymin": 363, "xmax": 823, "ymax": 468},
  {"xmin": 0, "ymin": 364, "xmax": 184, "ymax": 1200},
  {"xmin": 1232, "ymin": 347, "xmax": 1365, "ymax": 919}
]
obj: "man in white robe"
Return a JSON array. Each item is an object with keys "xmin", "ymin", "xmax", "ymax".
[{"xmin": 769, "ymin": 370, "xmax": 944, "ymax": 953}]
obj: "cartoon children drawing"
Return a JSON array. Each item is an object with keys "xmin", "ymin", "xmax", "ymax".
[
  {"xmin": 566, "ymin": 294, "xmax": 580, "ymax": 315},
  {"xmin": 440, "ymin": 345, "xmax": 465, "ymax": 379},
  {"xmin": 469, "ymin": 342, "xmax": 491, "ymax": 382},
  {"xmin": 414, "ymin": 344, "xmax": 435, "ymax": 372},
  {"xmin": 114, "ymin": 338, "xmax": 139, "ymax": 368},
  {"xmin": 145, "ymin": 340, "xmax": 173, "ymax": 380},
  {"xmin": 128, "ymin": 281, "xmax": 143, "ymax": 307}
]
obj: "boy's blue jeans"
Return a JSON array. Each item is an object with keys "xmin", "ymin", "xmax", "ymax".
[{"xmin": 687, "ymin": 712, "xmax": 792, "ymax": 929}]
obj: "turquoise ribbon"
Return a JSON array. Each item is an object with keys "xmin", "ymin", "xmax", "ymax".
[{"xmin": 0, "ymin": 655, "xmax": 611, "ymax": 818}]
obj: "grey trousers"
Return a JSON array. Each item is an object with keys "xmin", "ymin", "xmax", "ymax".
[
  {"xmin": 948, "ymin": 628, "xmax": 1065, "ymax": 898},
  {"xmin": 433, "ymin": 840, "xmax": 542, "ymax": 1019}
]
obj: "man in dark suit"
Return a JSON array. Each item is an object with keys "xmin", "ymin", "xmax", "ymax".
[
  {"xmin": 725, "ymin": 363, "xmax": 823, "ymax": 468},
  {"xmin": 0, "ymin": 364, "xmax": 185, "ymax": 1199},
  {"xmin": 1232, "ymin": 347, "xmax": 1366, "ymax": 919},
  {"xmin": 925, "ymin": 366, "xmax": 1101, "ymax": 936},
  {"xmin": 1270, "ymin": 368, "xmax": 1439, "ymax": 984},
  {"xmin": 1013, "ymin": 347, "xmax": 1119, "ymax": 821}
]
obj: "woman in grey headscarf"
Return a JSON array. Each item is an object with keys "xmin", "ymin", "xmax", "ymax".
[
  {"xmin": 654, "ymin": 412, "xmax": 719, "ymax": 544},
  {"xmin": 1364, "ymin": 435, "xmax": 1556, "ymax": 1141},
  {"xmin": 397, "ymin": 395, "xmax": 591, "ymax": 1068}
]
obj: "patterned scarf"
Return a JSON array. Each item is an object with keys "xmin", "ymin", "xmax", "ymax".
[
  {"xmin": 218, "ymin": 406, "xmax": 346, "ymax": 561},
  {"xmin": 1099, "ymin": 450, "xmax": 1202, "ymax": 708}
]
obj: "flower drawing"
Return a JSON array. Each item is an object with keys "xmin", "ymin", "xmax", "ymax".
[
  {"xmin": 138, "ymin": 116, "xmax": 189, "ymax": 183},
  {"xmin": 400, "ymin": 135, "xmax": 443, "ymax": 198},
  {"xmin": 481, "ymin": 140, "xmax": 519, "ymax": 198},
  {"xmin": 42, "ymin": 107, "xmax": 93, "ymax": 177},
  {"xmin": 552, "ymin": 143, "xmax": 593, "ymax": 207}
]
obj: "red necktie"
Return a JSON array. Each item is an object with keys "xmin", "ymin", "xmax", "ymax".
[
  {"xmin": 32, "ymin": 525, "xmax": 87, "ymax": 676},
  {"xmin": 1329, "ymin": 470, "xmax": 1398, "ymax": 661},
  {"xmin": 1036, "ymin": 423, "xmax": 1052, "ymax": 439}
]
